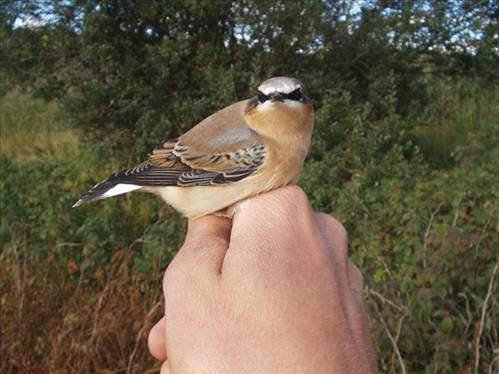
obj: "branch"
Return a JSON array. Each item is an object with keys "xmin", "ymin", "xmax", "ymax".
[
  {"xmin": 422, "ymin": 202, "xmax": 443, "ymax": 268},
  {"xmin": 372, "ymin": 298, "xmax": 407, "ymax": 374},
  {"xmin": 127, "ymin": 300, "xmax": 163, "ymax": 374}
]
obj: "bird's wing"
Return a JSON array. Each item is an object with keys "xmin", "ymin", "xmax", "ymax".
[
  {"xmin": 98, "ymin": 101, "xmax": 266, "ymax": 187},
  {"xmin": 147, "ymin": 127, "xmax": 266, "ymax": 186}
]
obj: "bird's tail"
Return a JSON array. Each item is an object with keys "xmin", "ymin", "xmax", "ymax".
[{"xmin": 73, "ymin": 180, "xmax": 142, "ymax": 207}]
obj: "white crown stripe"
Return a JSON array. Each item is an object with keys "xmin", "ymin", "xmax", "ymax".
[{"xmin": 258, "ymin": 76, "xmax": 304, "ymax": 95}]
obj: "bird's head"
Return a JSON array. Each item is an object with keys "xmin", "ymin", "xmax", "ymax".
[
  {"xmin": 255, "ymin": 76, "xmax": 311, "ymax": 108},
  {"xmin": 245, "ymin": 76, "xmax": 314, "ymax": 139}
]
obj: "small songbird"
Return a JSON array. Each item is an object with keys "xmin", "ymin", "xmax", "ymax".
[{"xmin": 73, "ymin": 76, "xmax": 314, "ymax": 218}]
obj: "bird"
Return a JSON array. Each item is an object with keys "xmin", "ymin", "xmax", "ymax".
[{"xmin": 73, "ymin": 76, "xmax": 314, "ymax": 218}]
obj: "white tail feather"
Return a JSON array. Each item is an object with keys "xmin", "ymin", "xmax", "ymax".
[
  {"xmin": 72, "ymin": 183, "xmax": 143, "ymax": 207},
  {"xmin": 102, "ymin": 183, "xmax": 142, "ymax": 198}
]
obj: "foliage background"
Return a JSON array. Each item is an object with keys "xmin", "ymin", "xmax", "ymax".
[{"xmin": 1, "ymin": 1, "xmax": 497, "ymax": 373}]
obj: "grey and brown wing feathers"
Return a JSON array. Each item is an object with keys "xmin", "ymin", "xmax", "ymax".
[
  {"xmin": 73, "ymin": 100, "xmax": 267, "ymax": 206},
  {"xmin": 151, "ymin": 131, "xmax": 266, "ymax": 185}
]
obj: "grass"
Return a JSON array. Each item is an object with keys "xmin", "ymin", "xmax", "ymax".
[
  {"xmin": 0, "ymin": 88, "xmax": 80, "ymax": 162},
  {"xmin": 414, "ymin": 79, "xmax": 499, "ymax": 168}
]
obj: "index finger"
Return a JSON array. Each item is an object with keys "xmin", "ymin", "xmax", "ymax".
[{"xmin": 167, "ymin": 215, "xmax": 231, "ymax": 280}]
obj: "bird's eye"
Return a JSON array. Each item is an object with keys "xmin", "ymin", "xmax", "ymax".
[
  {"xmin": 287, "ymin": 88, "xmax": 303, "ymax": 101},
  {"xmin": 257, "ymin": 91, "xmax": 269, "ymax": 103}
]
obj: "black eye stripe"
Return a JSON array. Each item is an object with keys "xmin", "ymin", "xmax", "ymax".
[
  {"xmin": 285, "ymin": 88, "xmax": 303, "ymax": 101},
  {"xmin": 257, "ymin": 91, "xmax": 269, "ymax": 103},
  {"xmin": 256, "ymin": 88, "xmax": 304, "ymax": 103}
]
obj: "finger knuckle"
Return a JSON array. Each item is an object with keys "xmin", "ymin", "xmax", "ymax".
[
  {"xmin": 317, "ymin": 213, "xmax": 349, "ymax": 250},
  {"xmin": 163, "ymin": 259, "xmax": 187, "ymax": 305},
  {"xmin": 281, "ymin": 185, "xmax": 309, "ymax": 206},
  {"xmin": 349, "ymin": 263, "xmax": 364, "ymax": 288}
]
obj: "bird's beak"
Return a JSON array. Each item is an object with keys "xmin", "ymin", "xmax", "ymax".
[{"xmin": 269, "ymin": 92, "xmax": 286, "ymax": 102}]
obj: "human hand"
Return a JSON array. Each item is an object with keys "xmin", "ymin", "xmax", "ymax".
[{"xmin": 148, "ymin": 186, "xmax": 377, "ymax": 373}]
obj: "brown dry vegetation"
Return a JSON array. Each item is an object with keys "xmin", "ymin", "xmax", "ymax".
[{"xmin": 1, "ymin": 248, "xmax": 163, "ymax": 374}]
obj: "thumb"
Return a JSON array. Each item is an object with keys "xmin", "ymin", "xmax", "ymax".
[{"xmin": 175, "ymin": 215, "xmax": 232, "ymax": 275}]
